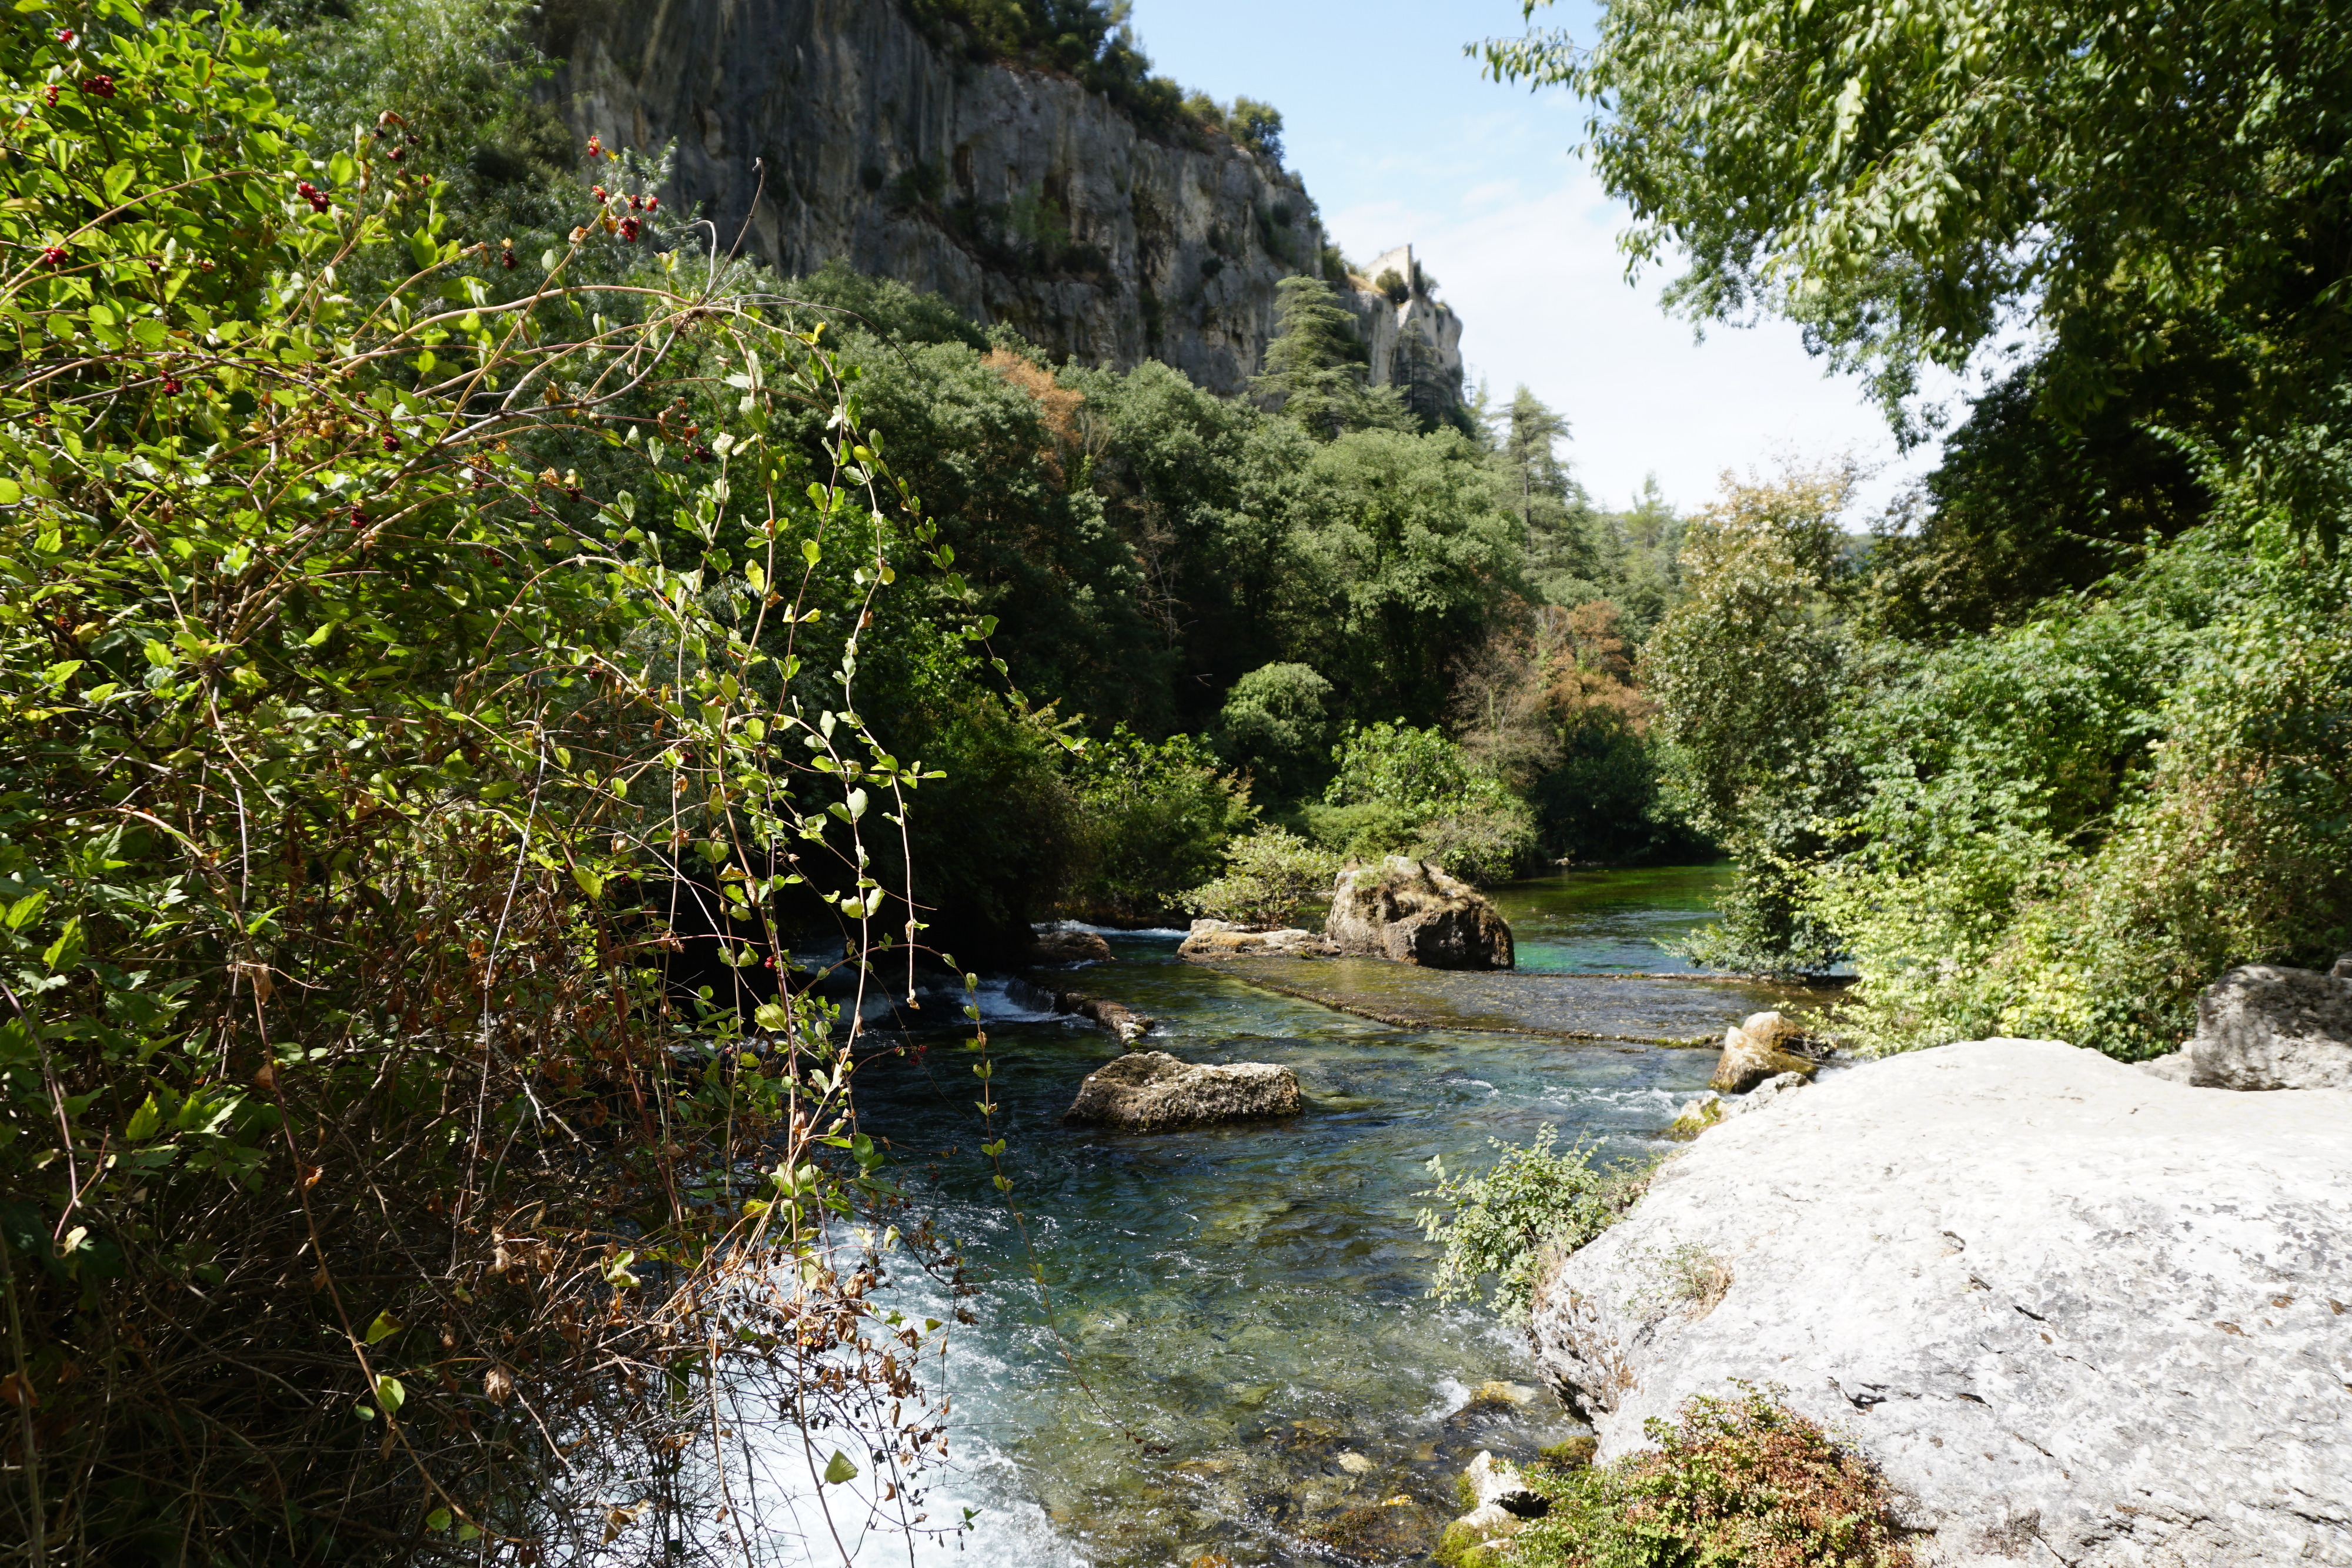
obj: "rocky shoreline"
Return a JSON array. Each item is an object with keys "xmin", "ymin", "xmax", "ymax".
[{"xmin": 1522, "ymin": 1028, "xmax": 2352, "ymax": 1566}]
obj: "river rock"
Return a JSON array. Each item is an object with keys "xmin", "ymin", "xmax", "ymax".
[
  {"xmin": 1707, "ymin": 1009, "xmax": 1819, "ymax": 1093},
  {"xmin": 1464, "ymin": 1450, "xmax": 1545, "ymax": 1516},
  {"xmin": 2185, "ymin": 962, "xmax": 2352, "ymax": 1090},
  {"xmin": 1051, "ymin": 989, "xmax": 1152, "ymax": 1045},
  {"xmin": 1177, "ymin": 920, "xmax": 1339, "ymax": 960},
  {"xmin": 1527, "ymin": 1037, "xmax": 2352, "ymax": 1567},
  {"xmin": 1324, "ymin": 858, "xmax": 1513, "ymax": 970},
  {"xmin": 1063, "ymin": 1051, "xmax": 1301, "ymax": 1132},
  {"xmin": 1030, "ymin": 927, "xmax": 1112, "ymax": 963}
]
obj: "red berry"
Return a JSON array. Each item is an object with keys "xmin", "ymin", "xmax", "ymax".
[
  {"xmin": 350, "ymin": 506, "xmax": 365, "ymax": 529},
  {"xmin": 81, "ymin": 75, "xmax": 114, "ymax": 99},
  {"xmin": 43, "ymin": 85, "xmax": 57, "ymax": 106},
  {"xmin": 387, "ymin": 145, "xmax": 405, "ymax": 163},
  {"xmin": 618, "ymin": 216, "xmax": 641, "ymax": 242},
  {"xmin": 629, "ymin": 194, "xmax": 643, "ymax": 212},
  {"xmin": 382, "ymin": 433, "xmax": 400, "ymax": 452},
  {"xmin": 56, "ymin": 28, "xmax": 75, "ymax": 44},
  {"xmin": 645, "ymin": 196, "xmax": 659, "ymax": 212},
  {"xmin": 500, "ymin": 248, "xmax": 516, "ymax": 269},
  {"xmin": 592, "ymin": 185, "xmax": 607, "ymax": 202},
  {"xmin": 39, "ymin": 245, "xmax": 67, "ymax": 266},
  {"xmin": 161, "ymin": 376, "xmax": 182, "ymax": 394},
  {"xmin": 586, "ymin": 136, "xmax": 602, "ymax": 158}
]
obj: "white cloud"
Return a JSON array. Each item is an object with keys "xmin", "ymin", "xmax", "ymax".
[{"xmin": 1326, "ymin": 168, "xmax": 1937, "ymax": 517}]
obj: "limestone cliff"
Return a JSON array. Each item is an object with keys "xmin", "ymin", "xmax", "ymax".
[
  {"xmin": 540, "ymin": 0, "xmax": 1328, "ymax": 393},
  {"xmin": 1341, "ymin": 244, "xmax": 1466, "ymax": 416}
]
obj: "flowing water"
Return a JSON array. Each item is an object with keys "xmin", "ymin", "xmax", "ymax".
[{"xmin": 767, "ymin": 867, "xmax": 1808, "ymax": 1567}]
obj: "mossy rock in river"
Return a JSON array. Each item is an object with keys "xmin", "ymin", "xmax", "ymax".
[{"xmin": 1309, "ymin": 1497, "xmax": 1446, "ymax": 1560}]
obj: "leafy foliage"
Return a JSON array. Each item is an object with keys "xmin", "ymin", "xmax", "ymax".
[
  {"xmin": 1218, "ymin": 660, "xmax": 1337, "ymax": 799},
  {"xmin": 1485, "ymin": 0, "xmax": 2352, "ymax": 538},
  {"xmin": 1063, "ymin": 726, "xmax": 1255, "ymax": 923},
  {"xmin": 1180, "ymin": 827, "xmax": 1342, "ymax": 929},
  {"xmin": 1315, "ymin": 721, "xmax": 1537, "ymax": 884},
  {"xmin": 1415, "ymin": 1127, "xmax": 1653, "ymax": 1320},
  {"xmin": 0, "ymin": 2, "xmax": 985, "ymax": 1554},
  {"xmin": 1507, "ymin": 1387, "xmax": 1915, "ymax": 1568}
]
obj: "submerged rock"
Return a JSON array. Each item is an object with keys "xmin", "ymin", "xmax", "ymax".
[
  {"xmin": 1063, "ymin": 1051, "xmax": 1301, "ymax": 1132},
  {"xmin": 1178, "ymin": 920, "xmax": 1339, "ymax": 960},
  {"xmin": 1324, "ymin": 858, "xmax": 1513, "ymax": 971},
  {"xmin": 1528, "ymin": 1037, "xmax": 2352, "ymax": 1566},
  {"xmin": 2185, "ymin": 961, "xmax": 2352, "ymax": 1089},
  {"xmin": 1706, "ymin": 1009, "xmax": 1819, "ymax": 1093}
]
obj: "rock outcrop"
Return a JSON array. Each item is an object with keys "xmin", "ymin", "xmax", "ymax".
[
  {"xmin": 1062, "ymin": 1050, "xmax": 1300, "ymax": 1132},
  {"xmin": 2182, "ymin": 962, "xmax": 2352, "ymax": 1090},
  {"xmin": 543, "ymin": 0, "xmax": 1334, "ymax": 392},
  {"xmin": 1528, "ymin": 1038, "xmax": 2352, "ymax": 1567},
  {"xmin": 1338, "ymin": 244, "xmax": 1465, "ymax": 415},
  {"xmin": 1029, "ymin": 927, "xmax": 1111, "ymax": 963},
  {"xmin": 1177, "ymin": 920, "xmax": 1338, "ymax": 960},
  {"xmin": 1706, "ymin": 1009, "xmax": 1819, "ymax": 1093},
  {"xmin": 1324, "ymin": 858, "xmax": 1513, "ymax": 971}
]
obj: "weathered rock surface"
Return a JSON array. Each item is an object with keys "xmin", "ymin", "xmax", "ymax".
[
  {"xmin": 1529, "ymin": 1037, "xmax": 2352, "ymax": 1567},
  {"xmin": 1324, "ymin": 858, "xmax": 1513, "ymax": 971},
  {"xmin": 2187, "ymin": 962, "xmax": 2352, "ymax": 1090},
  {"xmin": 1050, "ymin": 988, "xmax": 1151, "ymax": 1045},
  {"xmin": 543, "ymin": 0, "xmax": 1354, "ymax": 393},
  {"xmin": 1707, "ymin": 1009, "xmax": 1819, "ymax": 1093},
  {"xmin": 1177, "ymin": 919, "xmax": 1338, "ymax": 961},
  {"xmin": 1063, "ymin": 1050, "xmax": 1300, "ymax": 1132},
  {"xmin": 1029, "ymin": 927, "xmax": 1111, "ymax": 963}
]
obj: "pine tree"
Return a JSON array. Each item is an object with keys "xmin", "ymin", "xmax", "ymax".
[{"xmin": 1252, "ymin": 275, "xmax": 1408, "ymax": 438}]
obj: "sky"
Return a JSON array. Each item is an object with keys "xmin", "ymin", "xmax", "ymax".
[{"xmin": 1126, "ymin": 0, "xmax": 1940, "ymax": 517}]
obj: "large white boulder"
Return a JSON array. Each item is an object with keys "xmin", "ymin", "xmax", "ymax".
[
  {"xmin": 1528, "ymin": 1038, "xmax": 2352, "ymax": 1567},
  {"xmin": 1061, "ymin": 1051, "xmax": 1301, "ymax": 1132}
]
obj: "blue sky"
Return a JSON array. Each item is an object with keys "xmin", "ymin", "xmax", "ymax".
[{"xmin": 1126, "ymin": 0, "xmax": 1939, "ymax": 516}]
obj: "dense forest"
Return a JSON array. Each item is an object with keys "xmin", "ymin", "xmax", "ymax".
[{"xmin": 1, "ymin": 0, "xmax": 2347, "ymax": 1559}]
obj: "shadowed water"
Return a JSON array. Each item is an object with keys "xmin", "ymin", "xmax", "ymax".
[{"xmin": 784, "ymin": 868, "xmax": 1782, "ymax": 1566}]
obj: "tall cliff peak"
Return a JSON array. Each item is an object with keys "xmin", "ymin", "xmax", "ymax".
[
  {"xmin": 1342, "ymin": 243, "xmax": 1467, "ymax": 421},
  {"xmin": 543, "ymin": 0, "xmax": 1355, "ymax": 394}
]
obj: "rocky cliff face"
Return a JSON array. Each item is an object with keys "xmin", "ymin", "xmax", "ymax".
[
  {"xmin": 540, "ymin": 0, "xmax": 1328, "ymax": 393},
  {"xmin": 1342, "ymin": 245, "xmax": 1466, "ymax": 414}
]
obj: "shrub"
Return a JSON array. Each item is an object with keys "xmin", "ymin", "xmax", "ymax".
[
  {"xmin": 0, "ymin": 5, "xmax": 976, "ymax": 1553},
  {"xmin": 1321, "ymin": 721, "xmax": 1538, "ymax": 884},
  {"xmin": 1416, "ymin": 1127, "xmax": 1656, "ymax": 1321},
  {"xmin": 1179, "ymin": 827, "xmax": 1342, "ymax": 928},
  {"xmin": 1509, "ymin": 1387, "xmax": 1915, "ymax": 1568},
  {"xmin": 1220, "ymin": 660, "xmax": 1336, "ymax": 798},
  {"xmin": 1377, "ymin": 268, "xmax": 1411, "ymax": 304},
  {"xmin": 1064, "ymin": 726, "xmax": 1255, "ymax": 922}
]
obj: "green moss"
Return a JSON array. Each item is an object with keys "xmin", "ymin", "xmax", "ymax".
[
  {"xmin": 1535, "ymin": 1435, "xmax": 1597, "ymax": 1470},
  {"xmin": 1661, "ymin": 1098, "xmax": 1723, "ymax": 1141}
]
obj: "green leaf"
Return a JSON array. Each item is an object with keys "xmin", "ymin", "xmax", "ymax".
[
  {"xmin": 126, "ymin": 1094, "xmax": 162, "ymax": 1142},
  {"xmin": 753, "ymin": 1001, "xmax": 790, "ymax": 1031},
  {"xmin": 801, "ymin": 539, "xmax": 820, "ymax": 567},
  {"xmin": 41, "ymin": 918, "xmax": 82, "ymax": 974},
  {"xmin": 5, "ymin": 890, "xmax": 47, "ymax": 930},
  {"xmin": 822, "ymin": 1449, "xmax": 860, "ymax": 1485},
  {"xmin": 571, "ymin": 865, "xmax": 604, "ymax": 898},
  {"xmin": 373, "ymin": 1375, "xmax": 405, "ymax": 1415},
  {"xmin": 426, "ymin": 1508, "xmax": 452, "ymax": 1533},
  {"xmin": 0, "ymin": 477, "xmax": 21, "ymax": 505},
  {"xmin": 365, "ymin": 1310, "xmax": 403, "ymax": 1345}
]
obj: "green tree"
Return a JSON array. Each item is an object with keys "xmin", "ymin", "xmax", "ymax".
[
  {"xmin": 1484, "ymin": 0, "xmax": 2352, "ymax": 533},
  {"xmin": 1229, "ymin": 95, "xmax": 1284, "ymax": 161},
  {"xmin": 1251, "ymin": 273, "xmax": 1408, "ymax": 439},
  {"xmin": 1491, "ymin": 385, "xmax": 1609, "ymax": 604},
  {"xmin": 1218, "ymin": 661, "xmax": 1336, "ymax": 800}
]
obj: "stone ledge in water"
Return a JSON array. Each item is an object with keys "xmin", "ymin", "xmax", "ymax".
[
  {"xmin": 1178, "ymin": 919, "xmax": 1339, "ymax": 960},
  {"xmin": 1324, "ymin": 857, "xmax": 1513, "ymax": 971},
  {"xmin": 1528, "ymin": 1037, "xmax": 2352, "ymax": 1566},
  {"xmin": 1062, "ymin": 1050, "xmax": 1301, "ymax": 1132},
  {"xmin": 1051, "ymin": 989, "xmax": 1152, "ymax": 1045}
]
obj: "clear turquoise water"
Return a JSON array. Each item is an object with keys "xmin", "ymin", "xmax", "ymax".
[{"xmin": 796, "ymin": 868, "xmax": 1782, "ymax": 1566}]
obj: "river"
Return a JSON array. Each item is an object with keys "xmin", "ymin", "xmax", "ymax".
[{"xmin": 753, "ymin": 866, "xmax": 1806, "ymax": 1566}]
